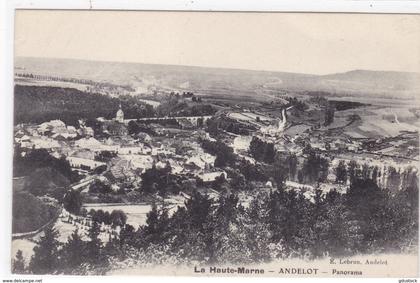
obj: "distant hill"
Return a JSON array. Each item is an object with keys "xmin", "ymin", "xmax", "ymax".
[
  {"xmin": 318, "ymin": 70, "xmax": 420, "ymax": 92},
  {"xmin": 15, "ymin": 57, "xmax": 420, "ymax": 100}
]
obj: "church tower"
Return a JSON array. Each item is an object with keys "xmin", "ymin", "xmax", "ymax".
[{"xmin": 116, "ymin": 103, "xmax": 124, "ymax": 123}]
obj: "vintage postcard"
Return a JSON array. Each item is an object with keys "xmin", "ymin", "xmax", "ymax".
[{"xmin": 10, "ymin": 10, "xmax": 420, "ymax": 277}]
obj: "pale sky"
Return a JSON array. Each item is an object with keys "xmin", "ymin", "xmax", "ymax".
[{"xmin": 14, "ymin": 10, "xmax": 420, "ymax": 75}]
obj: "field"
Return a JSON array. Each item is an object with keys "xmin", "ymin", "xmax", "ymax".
[{"xmin": 340, "ymin": 105, "xmax": 420, "ymax": 139}]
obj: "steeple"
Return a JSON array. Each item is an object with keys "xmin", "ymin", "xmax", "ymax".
[{"xmin": 116, "ymin": 103, "xmax": 124, "ymax": 123}]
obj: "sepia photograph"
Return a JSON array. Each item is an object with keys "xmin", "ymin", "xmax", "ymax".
[{"xmin": 9, "ymin": 10, "xmax": 420, "ymax": 277}]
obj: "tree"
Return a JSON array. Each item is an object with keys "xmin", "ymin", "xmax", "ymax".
[
  {"xmin": 88, "ymin": 180, "xmax": 112, "ymax": 194},
  {"xmin": 249, "ymin": 137, "xmax": 275, "ymax": 163},
  {"xmin": 361, "ymin": 163, "xmax": 370, "ymax": 180},
  {"xmin": 127, "ymin": 120, "xmax": 141, "ymax": 135},
  {"xmin": 244, "ymin": 193, "xmax": 272, "ymax": 261},
  {"xmin": 238, "ymin": 160, "xmax": 268, "ymax": 182},
  {"xmin": 348, "ymin": 160, "xmax": 359, "ymax": 184},
  {"xmin": 29, "ymin": 227, "xmax": 60, "ymax": 274},
  {"xmin": 206, "ymin": 117, "xmax": 220, "ymax": 137},
  {"xmin": 103, "ymin": 236, "xmax": 123, "ymax": 260},
  {"xmin": 214, "ymin": 154, "xmax": 227, "ymax": 168},
  {"xmin": 271, "ymin": 159, "xmax": 288, "ymax": 187},
  {"xmin": 200, "ymin": 139, "xmax": 235, "ymax": 167},
  {"xmin": 335, "ymin": 160, "xmax": 347, "ymax": 184},
  {"xmin": 322, "ymin": 189, "xmax": 360, "ymax": 256},
  {"xmin": 62, "ymin": 229, "xmax": 86, "ymax": 268},
  {"xmin": 163, "ymin": 161, "xmax": 172, "ymax": 174},
  {"xmin": 263, "ymin": 143, "xmax": 275, "ymax": 164},
  {"xmin": 197, "ymin": 117, "xmax": 204, "ymax": 127},
  {"xmin": 12, "ymin": 250, "xmax": 26, "ymax": 274},
  {"xmin": 285, "ymin": 153, "xmax": 298, "ymax": 181},
  {"xmin": 266, "ymin": 188, "xmax": 311, "ymax": 254},
  {"xmin": 210, "ymin": 194, "xmax": 247, "ymax": 263},
  {"xmin": 140, "ymin": 165, "xmax": 159, "ymax": 194},
  {"xmin": 86, "ymin": 221, "xmax": 103, "ymax": 264},
  {"xmin": 212, "ymin": 174, "xmax": 227, "ymax": 190},
  {"xmin": 142, "ymin": 203, "xmax": 169, "ymax": 245},
  {"xmin": 249, "ymin": 137, "xmax": 264, "ymax": 160},
  {"xmin": 184, "ymin": 191, "xmax": 213, "ymax": 232},
  {"xmin": 346, "ymin": 178, "xmax": 387, "ymax": 252},
  {"xmin": 63, "ymin": 190, "xmax": 82, "ymax": 215},
  {"xmin": 371, "ymin": 166, "xmax": 379, "ymax": 183},
  {"xmin": 169, "ymin": 191, "xmax": 216, "ymax": 261},
  {"xmin": 324, "ymin": 102, "xmax": 335, "ymax": 126},
  {"xmin": 90, "ymin": 209, "xmax": 106, "ymax": 224},
  {"xmin": 229, "ymin": 170, "xmax": 248, "ymax": 191},
  {"xmin": 95, "ymin": 150, "xmax": 117, "ymax": 162},
  {"xmin": 110, "ymin": 210, "xmax": 127, "ymax": 228},
  {"xmin": 301, "ymin": 152, "xmax": 329, "ymax": 184},
  {"xmin": 140, "ymin": 164, "xmax": 179, "ymax": 196},
  {"xmin": 387, "ymin": 166, "xmax": 401, "ymax": 192}
]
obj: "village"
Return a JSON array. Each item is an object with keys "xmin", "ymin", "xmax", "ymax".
[{"xmin": 11, "ymin": 81, "xmax": 420, "ymax": 267}]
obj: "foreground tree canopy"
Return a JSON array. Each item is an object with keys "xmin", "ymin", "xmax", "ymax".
[{"xmin": 16, "ymin": 177, "xmax": 418, "ymax": 275}]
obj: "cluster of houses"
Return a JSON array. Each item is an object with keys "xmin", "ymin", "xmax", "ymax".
[{"xmin": 14, "ymin": 106, "xmax": 227, "ymax": 192}]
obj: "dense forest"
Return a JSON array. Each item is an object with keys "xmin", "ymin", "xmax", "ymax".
[{"xmin": 14, "ymin": 85, "xmax": 155, "ymax": 126}]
